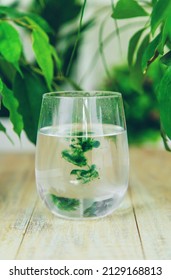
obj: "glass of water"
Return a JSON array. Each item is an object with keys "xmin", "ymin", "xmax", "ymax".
[{"xmin": 35, "ymin": 91, "xmax": 129, "ymax": 219}]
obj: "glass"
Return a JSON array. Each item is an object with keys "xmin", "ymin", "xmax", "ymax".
[{"xmin": 35, "ymin": 91, "xmax": 129, "ymax": 219}]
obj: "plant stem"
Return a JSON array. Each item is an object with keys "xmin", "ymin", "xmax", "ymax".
[
  {"xmin": 111, "ymin": 0, "xmax": 123, "ymax": 58},
  {"xmin": 13, "ymin": 18, "xmax": 33, "ymax": 30},
  {"xmin": 54, "ymin": 75, "xmax": 83, "ymax": 90},
  {"xmin": 66, "ymin": 0, "xmax": 87, "ymax": 77},
  {"xmin": 99, "ymin": 14, "xmax": 113, "ymax": 79},
  {"xmin": 79, "ymin": 21, "xmax": 146, "ymax": 84}
]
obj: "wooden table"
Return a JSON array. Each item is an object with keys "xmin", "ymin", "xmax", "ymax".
[{"xmin": 0, "ymin": 148, "xmax": 171, "ymax": 260}]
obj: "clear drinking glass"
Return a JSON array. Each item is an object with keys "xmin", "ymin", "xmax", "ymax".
[{"xmin": 35, "ymin": 91, "xmax": 129, "ymax": 219}]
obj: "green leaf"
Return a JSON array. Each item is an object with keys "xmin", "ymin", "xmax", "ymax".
[
  {"xmin": 136, "ymin": 35, "xmax": 150, "ymax": 64},
  {"xmin": 13, "ymin": 68, "xmax": 48, "ymax": 144},
  {"xmin": 142, "ymin": 33, "xmax": 161, "ymax": 72},
  {"xmin": 0, "ymin": 121, "xmax": 13, "ymax": 143},
  {"xmin": 50, "ymin": 45, "xmax": 62, "ymax": 72},
  {"xmin": 0, "ymin": 59, "xmax": 17, "ymax": 85},
  {"xmin": 0, "ymin": 79, "xmax": 23, "ymax": 137},
  {"xmin": 152, "ymin": 0, "xmax": 157, "ymax": 5},
  {"xmin": 132, "ymin": 33, "xmax": 150, "ymax": 78},
  {"xmin": 24, "ymin": 13, "xmax": 53, "ymax": 33},
  {"xmin": 0, "ymin": 121, "xmax": 6, "ymax": 133},
  {"xmin": 160, "ymin": 126, "xmax": 171, "ymax": 151},
  {"xmin": 158, "ymin": 15, "xmax": 171, "ymax": 54},
  {"xmin": 32, "ymin": 29, "xmax": 53, "ymax": 89},
  {"xmin": 128, "ymin": 28, "xmax": 145, "ymax": 67},
  {"xmin": 50, "ymin": 194, "xmax": 80, "ymax": 211},
  {"xmin": 0, "ymin": 78, "xmax": 3, "ymax": 91},
  {"xmin": 151, "ymin": 0, "xmax": 171, "ymax": 34},
  {"xmin": 0, "ymin": 21, "xmax": 22, "ymax": 68},
  {"xmin": 25, "ymin": 15, "xmax": 54, "ymax": 88},
  {"xmin": 0, "ymin": 6, "xmax": 53, "ymax": 33},
  {"xmin": 130, "ymin": 34, "xmax": 150, "ymax": 93},
  {"xmin": 112, "ymin": 0, "xmax": 148, "ymax": 19},
  {"xmin": 160, "ymin": 51, "xmax": 171, "ymax": 66},
  {"xmin": 0, "ymin": 6, "xmax": 20, "ymax": 18},
  {"xmin": 158, "ymin": 67, "xmax": 171, "ymax": 139}
]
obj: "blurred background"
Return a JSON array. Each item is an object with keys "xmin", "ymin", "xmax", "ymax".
[{"xmin": 0, "ymin": 0, "xmax": 161, "ymax": 152}]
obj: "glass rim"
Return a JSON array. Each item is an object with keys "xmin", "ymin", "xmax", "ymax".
[{"xmin": 43, "ymin": 91, "xmax": 122, "ymax": 99}]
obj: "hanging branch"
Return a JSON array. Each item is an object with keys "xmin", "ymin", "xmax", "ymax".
[
  {"xmin": 79, "ymin": 21, "xmax": 146, "ymax": 84},
  {"xmin": 66, "ymin": 0, "xmax": 87, "ymax": 77},
  {"xmin": 111, "ymin": 0, "xmax": 123, "ymax": 58},
  {"xmin": 99, "ymin": 14, "xmax": 113, "ymax": 79}
]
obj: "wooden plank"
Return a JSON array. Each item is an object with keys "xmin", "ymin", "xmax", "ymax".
[
  {"xmin": 16, "ymin": 192, "xmax": 144, "ymax": 260},
  {"xmin": 130, "ymin": 148, "xmax": 171, "ymax": 259},
  {"xmin": 0, "ymin": 154, "xmax": 37, "ymax": 260},
  {"xmin": 1, "ymin": 148, "xmax": 171, "ymax": 260}
]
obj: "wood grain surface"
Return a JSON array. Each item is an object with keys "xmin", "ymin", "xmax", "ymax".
[{"xmin": 0, "ymin": 148, "xmax": 171, "ymax": 260}]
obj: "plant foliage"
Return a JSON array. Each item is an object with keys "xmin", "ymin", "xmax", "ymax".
[
  {"xmin": 0, "ymin": 0, "xmax": 91, "ymax": 144},
  {"xmin": 1, "ymin": 0, "xmax": 171, "ymax": 149},
  {"xmin": 112, "ymin": 0, "xmax": 171, "ymax": 149},
  {"xmin": 112, "ymin": 0, "xmax": 148, "ymax": 19},
  {"xmin": 104, "ymin": 64, "xmax": 161, "ymax": 144}
]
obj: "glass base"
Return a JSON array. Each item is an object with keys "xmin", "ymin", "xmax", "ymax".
[{"xmin": 41, "ymin": 192, "xmax": 126, "ymax": 220}]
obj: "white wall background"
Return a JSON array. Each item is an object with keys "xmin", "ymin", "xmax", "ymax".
[{"xmin": 75, "ymin": 0, "xmax": 142, "ymax": 90}]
